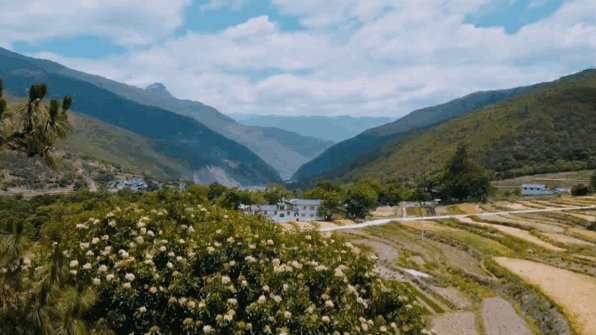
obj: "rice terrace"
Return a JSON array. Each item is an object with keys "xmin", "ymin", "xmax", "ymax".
[{"xmin": 291, "ymin": 195, "xmax": 596, "ymax": 335}]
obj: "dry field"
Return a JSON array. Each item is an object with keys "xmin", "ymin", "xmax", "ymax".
[
  {"xmin": 494, "ymin": 257, "xmax": 596, "ymax": 335},
  {"xmin": 329, "ymin": 195, "xmax": 595, "ymax": 335}
]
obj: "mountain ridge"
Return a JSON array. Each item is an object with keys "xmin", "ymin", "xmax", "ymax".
[{"xmin": 0, "ymin": 47, "xmax": 331, "ymax": 179}]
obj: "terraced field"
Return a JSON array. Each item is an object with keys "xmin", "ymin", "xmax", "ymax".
[{"xmin": 334, "ymin": 195, "xmax": 595, "ymax": 335}]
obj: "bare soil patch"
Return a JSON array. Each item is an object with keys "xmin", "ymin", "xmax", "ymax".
[
  {"xmin": 430, "ymin": 312, "xmax": 479, "ymax": 335},
  {"xmin": 494, "ymin": 257, "xmax": 596, "ymax": 335},
  {"xmin": 568, "ymin": 228, "xmax": 596, "ymax": 242},
  {"xmin": 430, "ymin": 286, "xmax": 471, "ymax": 310},
  {"xmin": 458, "ymin": 217, "xmax": 566, "ymax": 252},
  {"xmin": 486, "ymin": 214, "xmax": 565, "ymax": 233},
  {"xmin": 540, "ymin": 232, "xmax": 593, "ymax": 246},
  {"xmin": 480, "ymin": 297, "xmax": 531, "ymax": 335}
]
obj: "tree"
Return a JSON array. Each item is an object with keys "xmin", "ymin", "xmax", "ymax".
[
  {"xmin": 590, "ymin": 171, "xmax": 596, "ymax": 191},
  {"xmin": 303, "ymin": 180, "xmax": 344, "ymax": 221},
  {"xmin": 207, "ymin": 182, "xmax": 227, "ymax": 202},
  {"xmin": 379, "ymin": 180, "xmax": 412, "ymax": 206},
  {"xmin": 571, "ymin": 184, "xmax": 589, "ymax": 196},
  {"xmin": 344, "ymin": 182, "xmax": 378, "ymax": 219},
  {"xmin": 439, "ymin": 144, "xmax": 492, "ymax": 202},
  {"xmin": 263, "ymin": 182, "xmax": 286, "ymax": 204},
  {"xmin": 0, "ymin": 80, "xmax": 73, "ymax": 165}
]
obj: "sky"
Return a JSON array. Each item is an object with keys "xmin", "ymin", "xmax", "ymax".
[{"xmin": 1, "ymin": 0, "xmax": 595, "ymax": 117}]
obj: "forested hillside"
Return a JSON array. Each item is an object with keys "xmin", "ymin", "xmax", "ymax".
[
  {"xmin": 0, "ymin": 48, "xmax": 332, "ymax": 179},
  {"xmin": 293, "ymin": 80, "xmax": 542, "ymax": 185},
  {"xmin": 0, "ymin": 49, "xmax": 281, "ymax": 186},
  {"xmin": 332, "ymin": 69, "xmax": 596, "ymax": 183}
]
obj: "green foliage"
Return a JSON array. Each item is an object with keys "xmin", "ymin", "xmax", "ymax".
[
  {"xmin": 344, "ymin": 182, "xmax": 379, "ymax": 219},
  {"xmin": 0, "ymin": 79, "xmax": 73, "ymax": 165},
  {"xmin": 590, "ymin": 171, "xmax": 596, "ymax": 191},
  {"xmin": 571, "ymin": 183, "xmax": 589, "ymax": 196},
  {"xmin": 317, "ymin": 70, "xmax": 596, "ymax": 184},
  {"xmin": 263, "ymin": 183, "xmax": 287, "ymax": 205},
  {"xmin": 379, "ymin": 181, "xmax": 413, "ymax": 206},
  {"xmin": 207, "ymin": 183, "xmax": 227, "ymax": 202},
  {"xmin": 0, "ymin": 191, "xmax": 426, "ymax": 335},
  {"xmin": 438, "ymin": 144, "xmax": 492, "ymax": 202}
]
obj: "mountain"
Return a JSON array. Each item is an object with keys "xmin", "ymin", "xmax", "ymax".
[
  {"xmin": 232, "ymin": 115, "xmax": 393, "ymax": 143},
  {"xmin": 0, "ymin": 48, "xmax": 332, "ymax": 179},
  {"xmin": 0, "ymin": 48, "xmax": 281, "ymax": 186},
  {"xmin": 292, "ymin": 80, "xmax": 547, "ymax": 185},
  {"xmin": 301, "ymin": 69, "xmax": 596, "ymax": 184}
]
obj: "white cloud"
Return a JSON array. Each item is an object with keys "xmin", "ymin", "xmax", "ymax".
[
  {"xmin": 21, "ymin": 0, "xmax": 596, "ymax": 117},
  {"xmin": 199, "ymin": 0, "xmax": 247, "ymax": 12},
  {"xmin": 0, "ymin": 0, "xmax": 190, "ymax": 46}
]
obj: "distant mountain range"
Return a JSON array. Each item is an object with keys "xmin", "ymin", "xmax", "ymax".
[
  {"xmin": 293, "ymin": 69, "xmax": 596, "ymax": 186},
  {"xmin": 0, "ymin": 47, "xmax": 332, "ymax": 185},
  {"xmin": 232, "ymin": 115, "xmax": 393, "ymax": 143}
]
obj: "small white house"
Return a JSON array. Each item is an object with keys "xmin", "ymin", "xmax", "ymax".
[
  {"xmin": 246, "ymin": 198, "xmax": 323, "ymax": 223},
  {"xmin": 520, "ymin": 184, "xmax": 567, "ymax": 196}
]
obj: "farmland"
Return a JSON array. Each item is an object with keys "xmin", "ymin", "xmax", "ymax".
[{"xmin": 329, "ymin": 195, "xmax": 595, "ymax": 335}]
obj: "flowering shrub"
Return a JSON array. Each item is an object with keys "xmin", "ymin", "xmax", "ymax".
[{"xmin": 5, "ymin": 191, "xmax": 426, "ymax": 334}]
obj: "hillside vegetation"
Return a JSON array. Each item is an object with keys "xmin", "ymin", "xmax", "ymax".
[
  {"xmin": 0, "ymin": 47, "xmax": 333, "ymax": 179},
  {"xmin": 0, "ymin": 48, "xmax": 282, "ymax": 186},
  {"xmin": 311, "ymin": 69, "xmax": 596, "ymax": 184},
  {"xmin": 293, "ymin": 81, "xmax": 542, "ymax": 185}
]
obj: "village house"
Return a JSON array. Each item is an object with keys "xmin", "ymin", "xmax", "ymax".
[
  {"xmin": 108, "ymin": 178, "xmax": 148, "ymax": 192},
  {"xmin": 244, "ymin": 198, "xmax": 323, "ymax": 223},
  {"xmin": 520, "ymin": 184, "xmax": 568, "ymax": 196}
]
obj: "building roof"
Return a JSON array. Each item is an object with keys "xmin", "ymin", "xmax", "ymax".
[
  {"xmin": 521, "ymin": 184, "xmax": 547, "ymax": 188},
  {"xmin": 250, "ymin": 204, "xmax": 277, "ymax": 211},
  {"xmin": 286, "ymin": 198, "xmax": 321, "ymax": 206}
]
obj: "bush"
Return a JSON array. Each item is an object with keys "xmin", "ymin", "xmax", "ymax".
[
  {"xmin": 571, "ymin": 184, "xmax": 589, "ymax": 196},
  {"xmin": 3, "ymin": 192, "xmax": 426, "ymax": 335}
]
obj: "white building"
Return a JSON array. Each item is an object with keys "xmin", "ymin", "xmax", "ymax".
[
  {"xmin": 520, "ymin": 184, "xmax": 567, "ymax": 196},
  {"xmin": 247, "ymin": 198, "xmax": 323, "ymax": 222},
  {"xmin": 108, "ymin": 178, "xmax": 148, "ymax": 192}
]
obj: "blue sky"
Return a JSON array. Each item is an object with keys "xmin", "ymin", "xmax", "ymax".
[{"xmin": 1, "ymin": 0, "xmax": 593, "ymax": 117}]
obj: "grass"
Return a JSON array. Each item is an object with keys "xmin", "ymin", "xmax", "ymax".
[{"xmin": 406, "ymin": 206, "xmax": 425, "ymax": 217}]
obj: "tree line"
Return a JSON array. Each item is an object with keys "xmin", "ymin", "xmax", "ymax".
[{"xmin": 206, "ymin": 144, "xmax": 493, "ymax": 220}]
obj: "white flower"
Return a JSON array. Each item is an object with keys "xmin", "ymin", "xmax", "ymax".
[
  {"xmin": 305, "ymin": 235, "xmax": 312, "ymax": 240},
  {"xmin": 79, "ymin": 242, "xmax": 90, "ymax": 250},
  {"xmin": 322, "ymin": 315, "xmax": 330, "ymax": 323},
  {"xmin": 139, "ymin": 306, "xmax": 147, "ymax": 313},
  {"xmin": 135, "ymin": 236, "xmax": 144, "ymax": 245},
  {"xmin": 92, "ymin": 278, "xmax": 101, "ymax": 285},
  {"xmin": 118, "ymin": 250, "xmax": 129, "ymax": 258},
  {"xmin": 125, "ymin": 273, "xmax": 135, "ymax": 281},
  {"xmin": 227, "ymin": 298, "xmax": 237, "ymax": 305},
  {"xmin": 207, "ymin": 247, "xmax": 215, "ymax": 254},
  {"xmin": 69, "ymin": 270, "xmax": 77, "ymax": 275},
  {"xmin": 140, "ymin": 227, "xmax": 147, "ymax": 235},
  {"xmin": 325, "ymin": 300, "xmax": 334, "ymax": 308},
  {"xmin": 69, "ymin": 260, "xmax": 79, "ymax": 268},
  {"xmin": 283, "ymin": 311, "xmax": 292, "ymax": 319},
  {"xmin": 203, "ymin": 325, "xmax": 213, "ymax": 333},
  {"xmin": 221, "ymin": 276, "xmax": 231, "ymax": 285},
  {"xmin": 147, "ymin": 230, "xmax": 155, "ymax": 237},
  {"xmin": 98, "ymin": 265, "xmax": 108, "ymax": 273},
  {"xmin": 76, "ymin": 224, "xmax": 88, "ymax": 229},
  {"xmin": 149, "ymin": 286, "xmax": 158, "ymax": 294},
  {"xmin": 122, "ymin": 282, "xmax": 132, "ymax": 289},
  {"xmin": 101, "ymin": 234, "xmax": 109, "ymax": 241},
  {"xmin": 159, "ymin": 246, "xmax": 167, "ymax": 252},
  {"xmin": 86, "ymin": 250, "xmax": 94, "ymax": 256},
  {"xmin": 272, "ymin": 295, "xmax": 282, "ymax": 303},
  {"xmin": 83, "ymin": 263, "xmax": 92, "ymax": 270},
  {"xmin": 106, "ymin": 273, "xmax": 115, "ymax": 281},
  {"xmin": 167, "ymin": 262, "xmax": 174, "ymax": 269},
  {"xmin": 108, "ymin": 220, "xmax": 117, "ymax": 227},
  {"xmin": 257, "ymin": 295, "xmax": 267, "ymax": 304},
  {"xmin": 91, "ymin": 237, "xmax": 100, "ymax": 244},
  {"xmin": 179, "ymin": 239, "xmax": 186, "ymax": 244},
  {"xmin": 266, "ymin": 239, "xmax": 274, "ymax": 246},
  {"xmin": 129, "ymin": 242, "xmax": 136, "ymax": 248},
  {"xmin": 136, "ymin": 221, "xmax": 145, "ymax": 228},
  {"xmin": 245, "ymin": 256, "xmax": 256, "ymax": 263}
]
